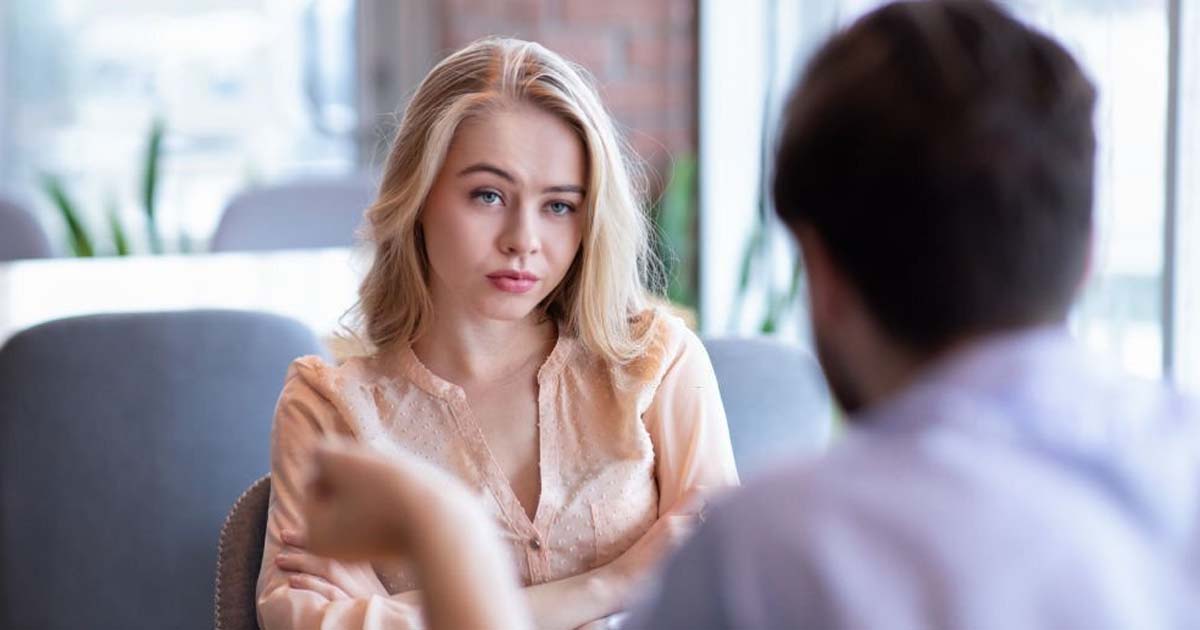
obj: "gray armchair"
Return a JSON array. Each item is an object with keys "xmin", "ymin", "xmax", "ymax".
[
  {"xmin": 210, "ymin": 176, "xmax": 376, "ymax": 252},
  {"xmin": 215, "ymin": 475, "xmax": 271, "ymax": 630},
  {"xmin": 703, "ymin": 337, "xmax": 833, "ymax": 478},
  {"xmin": 0, "ymin": 195, "xmax": 53, "ymax": 261},
  {"xmin": 0, "ymin": 310, "xmax": 322, "ymax": 630}
]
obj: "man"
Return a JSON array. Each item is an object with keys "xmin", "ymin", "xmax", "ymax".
[{"xmin": 624, "ymin": 1, "xmax": 1199, "ymax": 628}]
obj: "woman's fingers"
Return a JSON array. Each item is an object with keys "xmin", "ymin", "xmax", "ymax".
[
  {"xmin": 276, "ymin": 549, "xmax": 329, "ymax": 577},
  {"xmin": 276, "ymin": 547, "xmax": 352, "ymax": 588},
  {"xmin": 287, "ymin": 573, "xmax": 350, "ymax": 601},
  {"xmin": 277, "ymin": 549, "xmax": 389, "ymax": 599},
  {"xmin": 280, "ymin": 529, "xmax": 307, "ymax": 548}
]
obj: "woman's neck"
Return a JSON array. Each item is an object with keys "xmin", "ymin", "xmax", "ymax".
[{"xmin": 411, "ymin": 310, "xmax": 557, "ymax": 387}]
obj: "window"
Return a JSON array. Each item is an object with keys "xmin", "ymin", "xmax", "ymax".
[
  {"xmin": 1011, "ymin": 0, "xmax": 1168, "ymax": 380},
  {"xmin": 1170, "ymin": 0, "xmax": 1200, "ymax": 387},
  {"xmin": 700, "ymin": 0, "xmax": 1197, "ymax": 386},
  {"xmin": 1, "ymin": 0, "xmax": 359, "ymax": 252}
]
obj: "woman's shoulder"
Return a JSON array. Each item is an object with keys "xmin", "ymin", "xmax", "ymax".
[
  {"xmin": 274, "ymin": 353, "xmax": 414, "ymax": 435},
  {"xmin": 280, "ymin": 353, "xmax": 393, "ymax": 401},
  {"xmin": 621, "ymin": 304, "xmax": 708, "ymax": 384},
  {"xmin": 637, "ymin": 304, "xmax": 702, "ymax": 350}
]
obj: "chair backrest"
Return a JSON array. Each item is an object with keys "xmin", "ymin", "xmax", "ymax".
[
  {"xmin": 703, "ymin": 337, "xmax": 833, "ymax": 478},
  {"xmin": 0, "ymin": 196, "xmax": 53, "ymax": 261},
  {"xmin": 215, "ymin": 475, "xmax": 271, "ymax": 630},
  {"xmin": 0, "ymin": 310, "xmax": 322, "ymax": 630},
  {"xmin": 210, "ymin": 175, "xmax": 376, "ymax": 252}
]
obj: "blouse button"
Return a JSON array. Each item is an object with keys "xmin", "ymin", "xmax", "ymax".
[{"xmin": 529, "ymin": 537, "xmax": 542, "ymax": 551}]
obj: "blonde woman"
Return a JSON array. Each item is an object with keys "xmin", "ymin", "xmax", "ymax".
[{"xmin": 256, "ymin": 37, "xmax": 738, "ymax": 630}]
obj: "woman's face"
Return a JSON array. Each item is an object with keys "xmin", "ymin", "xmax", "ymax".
[{"xmin": 420, "ymin": 104, "xmax": 587, "ymax": 324}]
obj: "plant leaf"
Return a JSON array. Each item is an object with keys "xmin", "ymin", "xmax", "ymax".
[
  {"xmin": 41, "ymin": 174, "xmax": 94, "ymax": 257},
  {"xmin": 142, "ymin": 116, "xmax": 165, "ymax": 253},
  {"xmin": 106, "ymin": 196, "xmax": 131, "ymax": 256},
  {"xmin": 787, "ymin": 254, "xmax": 804, "ymax": 299},
  {"xmin": 652, "ymin": 153, "xmax": 699, "ymax": 310}
]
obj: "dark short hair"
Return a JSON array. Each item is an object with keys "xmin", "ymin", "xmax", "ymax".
[{"xmin": 773, "ymin": 0, "xmax": 1096, "ymax": 353}]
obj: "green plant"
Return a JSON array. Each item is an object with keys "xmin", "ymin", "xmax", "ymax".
[
  {"xmin": 106, "ymin": 194, "xmax": 131, "ymax": 256},
  {"xmin": 142, "ymin": 117, "xmax": 165, "ymax": 254},
  {"xmin": 41, "ymin": 174, "xmax": 94, "ymax": 257},
  {"xmin": 649, "ymin": 151, "xmax": 802, "ymax": 333},
  {"xmin": 652, "ymin": 154, "xmax": 700, "ymax": 314},
  {"xmin": 730, "ymin": 208, "xmax": 805, "ymax": 334},
  {"xmin": 40, "ymin": 117, "xmax": 167, "ymax": 257}
]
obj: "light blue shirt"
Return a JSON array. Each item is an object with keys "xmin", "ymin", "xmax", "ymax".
[{"xmin": 627, "ymin": 327, "xmax": 1200, "ymax": 629}]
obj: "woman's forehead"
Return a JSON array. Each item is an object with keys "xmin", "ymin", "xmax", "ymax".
[{"xmin": 445, "ymin": 106, "xmax": 587, "ymax": 188}]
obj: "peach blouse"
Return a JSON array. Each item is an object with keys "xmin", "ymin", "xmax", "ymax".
[{"xmin": 255, "ymin": 310, "xmax": 739, "ymax": 629}]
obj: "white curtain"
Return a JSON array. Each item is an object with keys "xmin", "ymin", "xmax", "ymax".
[{"xmin": 1172, "ymin": 0, "xmax": 1200, "ymax": 387}]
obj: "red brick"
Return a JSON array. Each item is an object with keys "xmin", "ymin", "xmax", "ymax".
[
  {"xmin": 653, "ymin": 130, "xmax": 694, "ymax": 153},
  {"xmin": 444, "ymin": 0, "xmax": 546, "ymax": 24},
  {"xmin": 628, "ymin": 132, "xmax": 673, "ymax": 178},
  {"xmin": 562, "ymin": 0, "xmax": 668, "ymax": 24},
  {"xmin": 627, "ymin": 32, "xmax": 694, "ymax": 76},
  {"xmin": 438, "ymin": 0, "xmax": 699, "ymax": 172},
  {"xmin": 539, "ymin": 30, "xmax": 614, "ymax": 78},
  {"xmin": 657, "ymin": 80, "xmax": 696, "ymax": 114},
  {"xmin": 620, "ymin": 118, "xmax": 694, "ymax": 157},
  {"xmin": 627, "ymin": 34, "xmax": 668, "ymax": 72},
  {"xmin": 604, "ymin": 78, "xmax": 691, "ymax": 115},
  {"xmin": 444, "ymin": 17, "xmax": 543, "ymax": 50},
  {"xmin": 668, "ymin": 0, "xmax": 696, "ymax": 24},
  {"xmin": 602, "ymin": 79, "xmax": 673, "ymax": 114}
]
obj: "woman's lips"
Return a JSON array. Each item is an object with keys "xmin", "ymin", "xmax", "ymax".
[{"xmin": 487, "ymin": 270, "xmax": 539, "ymax": 294}]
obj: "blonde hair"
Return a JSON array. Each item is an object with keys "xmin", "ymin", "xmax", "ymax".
[{"xmin": 352, "ymin": 37, "xmax": 659, "ymax": 365}]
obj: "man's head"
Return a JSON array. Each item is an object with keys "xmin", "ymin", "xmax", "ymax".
[{"xmin": 773, "ymin": 0, "xmax": 1097, "ymax": 413}]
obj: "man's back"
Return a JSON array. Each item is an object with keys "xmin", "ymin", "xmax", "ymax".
[{"xmin": 629, "ymin": 329, "xmax": 1200, "ymax": 629}]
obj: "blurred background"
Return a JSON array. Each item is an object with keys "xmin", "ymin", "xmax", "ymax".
[{"xmin": 0, "ymin": 0, "xmax": 1197, "ymax": 385}]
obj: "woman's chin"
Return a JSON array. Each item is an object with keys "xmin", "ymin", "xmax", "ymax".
[{"xmin": 473, "ymin": 295, "xmax": 544, "ymax": 323}]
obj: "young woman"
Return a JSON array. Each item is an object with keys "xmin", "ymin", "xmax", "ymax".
[{"xmin": 256, "ymin": 37, "xmax": 738, "ymax": 630}]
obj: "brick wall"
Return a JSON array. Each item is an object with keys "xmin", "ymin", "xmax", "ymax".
[{"xmin": 438, "ymin": 0, "xmax": 698, "ymax": 191}]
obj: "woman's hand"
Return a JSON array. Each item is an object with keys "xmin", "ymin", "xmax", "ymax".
[
  {"xmin": 275, "ymin": 529, "xmax": 390, "ymax": 600},
  {"xmin": 604, "ymin": 487, "xmax": 709, "ymax": 588}
]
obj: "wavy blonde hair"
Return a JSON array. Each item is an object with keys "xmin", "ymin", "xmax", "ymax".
[{"xmin": 351, "ymin": 37, "xmax": 659, "ymax": 365}]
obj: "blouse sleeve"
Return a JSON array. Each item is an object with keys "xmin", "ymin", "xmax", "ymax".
[
  {"xmin": 640, "ymin": 320, "xmax": 740, "ymax": 514},
  {"xmin": 255, "ymin": 357, "xmax": 426, "ymax": 630}
]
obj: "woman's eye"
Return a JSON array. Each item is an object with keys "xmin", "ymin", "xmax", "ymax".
[
  {"xmin": 474, "ymin": 190, "xmax": 502, "ymax": 205},
  {"xmin": 548, "ymin": 201, "xmax": 575, "ymax": 216}
]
